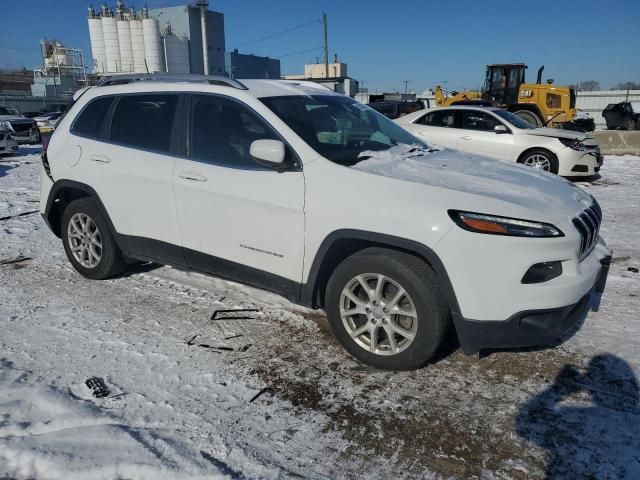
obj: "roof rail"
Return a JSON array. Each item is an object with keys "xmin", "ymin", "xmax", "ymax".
[
  {"xmin": 280, "ymin": 80, "xmax": 335, "ymax": 92},
  {"xmin": 96, "ymin": 73, "xmax": 248, "ymax": 90}
]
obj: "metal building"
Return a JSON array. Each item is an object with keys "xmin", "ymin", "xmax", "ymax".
[
  {"xmin": 225, "ymin": 49, "xmax": 280, "ymax": 79},
  {"xmin": 148, "ymin": 5, "xmax": 226, "ymax": 75}
]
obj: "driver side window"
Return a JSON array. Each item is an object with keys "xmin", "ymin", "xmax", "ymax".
[
  {"xmin": 460, "ymin": 110, "xmax": 500, "ymax": 132},
  {"xmin": 189, "ymin": 94, "xmax": 279, "ymax": 170}
]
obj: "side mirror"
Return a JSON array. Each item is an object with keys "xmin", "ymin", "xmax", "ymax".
[
  {"xmin": 494, "ymin": 124, "xmax": 508, "ymax": 134},
  {"xmin": 250, "ymin": 139, "xmax": 286, "ymax": 168}
]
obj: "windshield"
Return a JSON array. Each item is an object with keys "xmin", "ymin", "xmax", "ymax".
[
  {"xmin": 493, "ymin": 109, "xmax": 536, "ymax": 129},
  {"xmin": 260, "ymin": 95, "xmax": 428, "ymax": 165},
  {"xmin": 0, "ymin": 106, "xmax": 19, "ymax": 116}
]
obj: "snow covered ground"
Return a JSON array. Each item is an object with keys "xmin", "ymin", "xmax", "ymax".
[{"xmin": 1, "ymin": 148, "xmax": 639, "ymax": 479}]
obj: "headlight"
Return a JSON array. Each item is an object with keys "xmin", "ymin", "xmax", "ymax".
[
  {"xmin": 0, "ymin": 120, "xmax": 12, "ymax": 132},
  {"xmin": 448, "ymin": 210, "xmax": 564, "ymax": 237},
  {"xmin": 559, "ymin": 137, "xmax": 585, "ymax": 150}
]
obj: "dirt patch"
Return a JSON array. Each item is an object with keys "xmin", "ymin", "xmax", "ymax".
[{"xmin": 249, "ymin": 316, "xmax": 584, "ymax": 478}]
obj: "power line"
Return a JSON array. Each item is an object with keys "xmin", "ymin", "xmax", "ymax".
[
  {"xmin": 275, "ymin": 46, "xmax": 323, "ymax": 59},
  {"xmin": 0, "ymin": 45, "xmax": 41, "ymax": 53},
  {"xmin": 232, "ymin": 18, "xmax": 321, "ymax": 50}
]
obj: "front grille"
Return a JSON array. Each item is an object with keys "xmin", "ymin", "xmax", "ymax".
[
  {"xmin": 10, "ymin": 121, "xmax": 36, "ymax": 133},
  {"xmin": 572, "ymin": 199, "xmax": 602, "ymax": 261}
]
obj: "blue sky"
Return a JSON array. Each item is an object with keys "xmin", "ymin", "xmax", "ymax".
[{"xmin": 1, "ymin": 0, "xmax": 638, "ymax": 93}]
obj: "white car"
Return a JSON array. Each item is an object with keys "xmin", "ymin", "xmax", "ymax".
[
  {"xmin": 40, "ymin": 75, "xmax": 611, "ymax": 370},
  {"xmin": 0, "ymin": 127, "xmax": 18, "ymax": 155},
  {"xmin": 0, "ymin": 106, "xmax": 40, "ymax": 144},
  {"xmin": 396, "ymin": 106, "xmax": 603, "ymax": 177}
]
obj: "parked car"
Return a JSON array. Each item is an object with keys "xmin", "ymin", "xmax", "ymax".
[
  {"xmin": 0, "ymin": 106, "xmax": 40, "ymax": 144},
  {"xmin": 0, "ymin": 127, "xmax": 18, "ymax": 155},
  {"xmin": 396, "ymin": 106, "xmax": 603, "ymax": 177},
  {"xmin": 602, "ymin": 102, "xmax": 640, "ymax": 131},
  {"xmin": 368, "ymin": 101, "xmax": 424, "ymax": 119},
  {"xmin": 40, "ymin": 75, "xmax": 611, "ymax": 370}
]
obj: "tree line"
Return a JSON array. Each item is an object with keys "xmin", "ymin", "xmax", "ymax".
[{"xmin": 569, "ymin": 81, "xmax": 640, "ymax": 91}]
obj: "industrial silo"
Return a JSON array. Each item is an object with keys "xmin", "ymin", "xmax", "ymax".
[
  {"xmin": 87, "ymin": 8, "xmax": 106, "ymax": 74},
  {"xmin": 117, "ymin": 18, "xmax": 133, "ymax": 72},
  {"xmin": 142, "ymin": 13, "xmax": 163, "ymax": 73},
  {"xmin": 101, "ymin": 13, "xmax": 121, "ymax": 72},
  {"xmin": 130, "ymin": 18, "xmax": 146, "ymax": 73}
]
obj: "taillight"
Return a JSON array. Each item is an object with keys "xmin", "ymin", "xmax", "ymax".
[
  {"xmin": 41, "ymin": 135, "xmax": 54, "ymax": 182},
  {"xmin": 41, "ymin": 133, "xmax": 50, "ymax": 153}
]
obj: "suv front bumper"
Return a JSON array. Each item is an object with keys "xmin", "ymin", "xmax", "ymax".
[{"xmin": 452, "ymin": 254, "xmax": 611, "ymax": 354}]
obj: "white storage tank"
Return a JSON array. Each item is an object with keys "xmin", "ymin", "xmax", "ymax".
[
  {"xmin": 164, "ymin": 34, "xmax": 190, "ymax": 74},
  {"xmin": 130, "ymin": 19, "xmax": 146, "ymax": 73},
  {"xmin": 117, "ymin": 19, "xmax": 133, "ymax": 72},
  {"xmin": 142, "ymin": 17, "xmax": 163, "ymax": 73},
  {"xmin": 88, "ymin": 16, "xmax": 106, "ymax": 74},
  {"xmin": 101, "ymin": 15, "xmax": 121, "ymax": 72}
]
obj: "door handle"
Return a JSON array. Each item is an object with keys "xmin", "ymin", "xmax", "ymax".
[
  {"xmin": 461, "ymin": 136, "xmax": 472, "ymax": 140},
  {"xmin": 90, "ymin": 154, "xmax": 111, "ymax": 163},
  {"xmin": 178, "ymin": 172, "xmax": 208, "ymax": 182}
]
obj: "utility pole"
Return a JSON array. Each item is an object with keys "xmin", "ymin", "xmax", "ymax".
[
  {"xmin": 403, "ymin": 80, "xmax": 410, "ymax": 94},
  {"xmin": 626, "ymin": 82, "xmax": 631, "ymax": 102},
  {"xmin": 197, "ymin": 0, "xmax": 209, "ymax": 75},
  {"xmin": 322, "ymin": 12, "xmax": 329, "ymax": 79}
]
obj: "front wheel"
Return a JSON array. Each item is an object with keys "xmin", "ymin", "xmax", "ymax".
[
  {"xmin": 325, "ymin": 248, "xmax": 449, "ymax": 370},
  {"xmin": 626, "ymin": 119, "xmax": 636, "ymax": 131},
  {"xmin": 61, "ymin": 198, "xmax": 127, "ymax": 279},
  {"xmin": 518, "ymin": 148, "xmax": 559, "ymax": 174}
]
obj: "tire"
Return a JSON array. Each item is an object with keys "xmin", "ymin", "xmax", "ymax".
[
  {"xmin": 61, "ymin": 198, "xmax": 127, "ymax": 279},
  {"xmin": 518, "ymin": 148, "xmax": 559, "ymax": 174},
  {"xmin": 514, "ymin": 110, "xmax": 542, "ymax": 127},
  {"xmin": 325, "ymin": 248, "xmax": 449, "ymax": 370},
  {"xmin": 626, "ymin": 119, "xmax": 636, "ymax": 131}
]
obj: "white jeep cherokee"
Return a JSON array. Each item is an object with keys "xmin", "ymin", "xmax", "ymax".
[{"xmin": 40, "ymin": 75, "xmax": 611, "ymax": 370}]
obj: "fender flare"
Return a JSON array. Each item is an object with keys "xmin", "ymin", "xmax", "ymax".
[
  {"xmin": 44, "ymin": 179, "xmax": 119, "ymax": 242},
  {"xmin": 301, "ymin": 229, "xmax": 460, "ymax": 315}
]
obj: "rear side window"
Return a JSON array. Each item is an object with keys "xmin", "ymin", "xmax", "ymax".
[
  {"xmin": 416, "ymin": 110, "xmax": 456, "ymax": 127},
  {"xmin": 71, "ymin": 96, "xmax": 114, "ymax": 139},
  {"xmin": 109, "ymin": 94, "xmax": 178, "ymax": 153}
]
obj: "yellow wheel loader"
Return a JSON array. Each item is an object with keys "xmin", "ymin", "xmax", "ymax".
[{"xmin": 435, "ymin": 64, "xmax": 594, "ymax": 132}]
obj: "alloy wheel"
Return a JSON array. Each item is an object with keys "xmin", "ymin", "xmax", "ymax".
[
  {"xmin": 339, "ymin": 273, "xmax": 418, "ymax": 356},
  {"xmin": 523, "ymin": 154, "xmax": 551, "ymax": 171},
  {"xmin": 67, "ymin": 213, "xmax": 102, "ymax": 268}
]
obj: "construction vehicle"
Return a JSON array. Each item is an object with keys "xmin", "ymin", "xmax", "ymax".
[{"xmin": 434, "ymin": 64, "xmax": 595, "ymax": 132}]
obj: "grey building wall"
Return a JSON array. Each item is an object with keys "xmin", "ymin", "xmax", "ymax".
[
  {"xmin": 148, "ymin": 5, "xmax": 225, "ymax": 75},
  {"xmin": 225, "ymin": 50, "xmax": 280, "ymax": 79}
]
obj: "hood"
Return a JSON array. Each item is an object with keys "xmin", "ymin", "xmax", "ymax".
[
  {"xmin": 0, "ymin": 115, "xmax": 29, "ymax": 122},
  {"xmin": 524, "ymin": 127, "xmax": 588, "ymax": 141},
  {"xmin": 353, "ymin": 144, "xmax": 593, "ymax": 223}
]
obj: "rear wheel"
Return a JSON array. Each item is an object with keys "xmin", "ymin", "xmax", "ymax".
[
  {"xmin": 514, "ymin": 110, "xmax": 543, "ymax": 127},
  {"xmin": 518, "ymin": 148, "xmax": 559, "ymax": 174},
  {"xmin": 325, "ymin": 248, "xmax": 449, "ymax": 370},
  {"xmin": 61, "ymin": 198, "xmax": 127, "ymax": 279}
]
